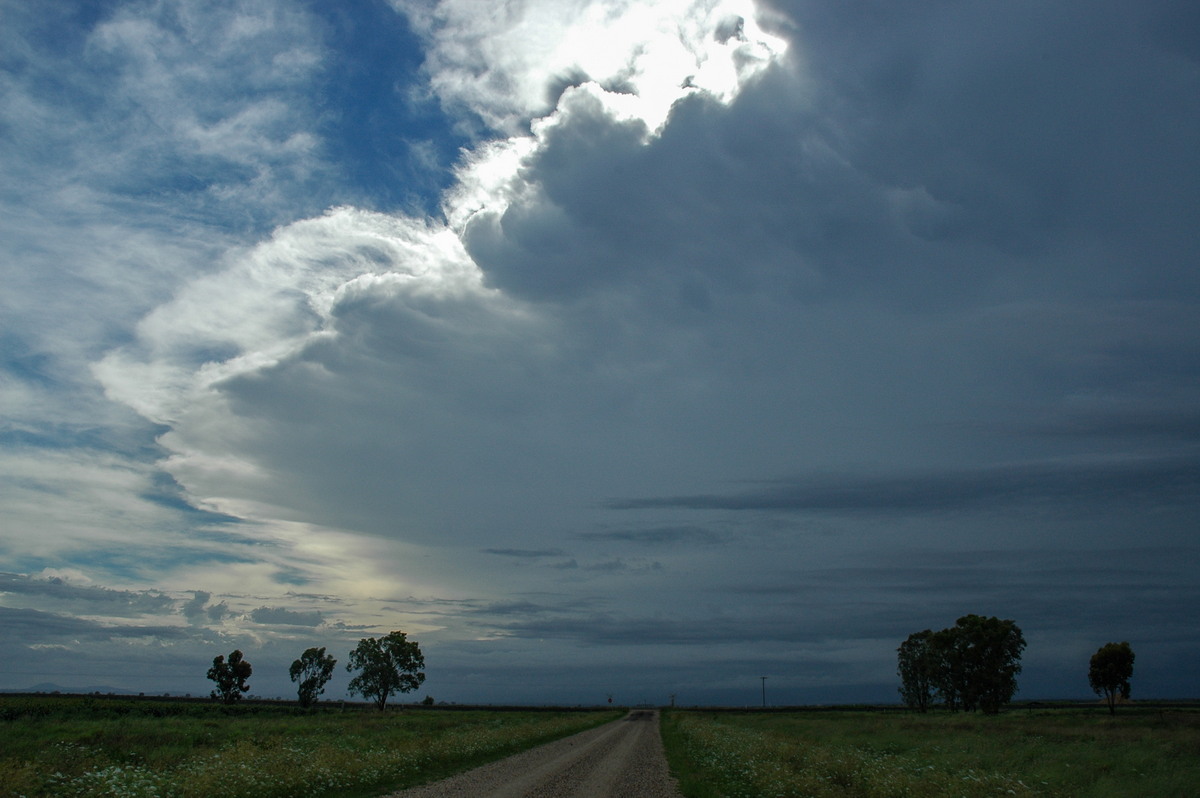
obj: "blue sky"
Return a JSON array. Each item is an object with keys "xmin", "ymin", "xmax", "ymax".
[{"xmin": 1, "ymin": 0, "xmax": 1198, "ymax": 706}]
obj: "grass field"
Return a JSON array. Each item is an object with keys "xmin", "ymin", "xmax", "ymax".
[
  {"xmin": 0, "ymin": 695, "xmax": 619, "ymax": 798},
  {"xmin": 661, "ymin": 707, "xmax": 1200, "ymax": 797}
]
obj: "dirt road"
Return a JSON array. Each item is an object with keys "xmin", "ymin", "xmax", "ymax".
[{"xmin": 387, "ymin": 709, "xmax": 683, "ymax": 798}]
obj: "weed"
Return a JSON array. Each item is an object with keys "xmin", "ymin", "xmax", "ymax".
[
  {"xmin": 0, "ymin": 697, "xmax": 618, "ymax": 798},
  {"xmin": 661, "ymin": 708, "xmax": 1200, "ymax": 797}
]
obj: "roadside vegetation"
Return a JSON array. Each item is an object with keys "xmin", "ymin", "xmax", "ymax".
[
  {"xmin": 662, "ymin": 707, "xmax": 1200, "ymax": 797},
  {"xmin": 0, "ymin": 695, "xmax": 619, "ymax": 798}
]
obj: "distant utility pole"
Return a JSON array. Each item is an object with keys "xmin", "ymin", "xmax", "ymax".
[{"xmin": 760, "ymin": 676, "xmax": 768, "ymax": 707}]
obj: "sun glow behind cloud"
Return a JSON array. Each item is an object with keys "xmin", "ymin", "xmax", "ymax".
[
  {"xmin": 395, "ymin": 0, "xmax": 788, "ymax": 135},
  {"xmin": 90, "ymin": 0, "xmax": 791, "ymax": 550}
]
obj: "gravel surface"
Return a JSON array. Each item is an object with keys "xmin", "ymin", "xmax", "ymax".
[{"xmin": 386, "ymin": 710, "xmax": 683, "ymax": 798}]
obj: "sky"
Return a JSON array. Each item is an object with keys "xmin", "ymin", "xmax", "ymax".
[{"xmin": 1, "ymin": 0, "xmax": 1197, "ymax": 706}]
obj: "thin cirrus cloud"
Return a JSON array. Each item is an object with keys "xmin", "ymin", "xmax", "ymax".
[{"xmin": 1, "ymin": 0, "xmax": 1198, "ymax": 703}]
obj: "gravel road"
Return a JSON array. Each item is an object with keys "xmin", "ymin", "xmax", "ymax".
[{"xmin": 386, "ymin": 709, "xmax": 683, "ymax": 798}]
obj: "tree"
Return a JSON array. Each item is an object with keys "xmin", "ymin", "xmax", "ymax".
[
  {"xmin": 1089, "ymin": 641, "xmax": 1134, "ymax": 715},
  {"xmin": 897, "ymin": 629, "xmax": 937, "ymax": 712},
  {"xmin": 928, "ymin": 626, "xmax": 965, "ymax": 711},
  {"xmin": 346, "ymin": 630, "xmax": 425, "ymax": 710},
  {"xmin": 207, "ymin": 649, "xmax": 252, "ymax": 704},
  {"xmin": 952, "ymin": 614, "xmax": 1025, "ymax": 714},
  {"xmin": 900, "ymin": 615, "xmax": 1025, "ymax": 714},
  {"xmin": 290, "ymin": 646, "xmax": 337, "ymax": 708}
]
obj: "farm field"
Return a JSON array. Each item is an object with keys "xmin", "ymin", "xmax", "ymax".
[
  {"xmin": 0, "ymin": 695, "xmax": 619, "ymax": 798},
  {"xmin": 661, "ymin": 707, "xmax": 1200, "ymax": 797}
]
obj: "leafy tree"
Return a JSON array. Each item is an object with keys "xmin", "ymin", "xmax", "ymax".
[
  {"xmin": 207, "ymin": 649, "xmax": 252, "ymax": 704},
  {"xmin": 952, "ymin": 614, "xmax": 1025, "ymax": 714},
  {"xmin": 928, "ymin": 626, "xmax": 966, "ymax": 711},
  {"xmin": 900, "ymin": 615, "xmax": 1025, "ymax": 714},
  {"xmin": 1089, "ymin": 641, "xmax": 1135, "ymax": 715},
  {"xmin": 346, "ymin": 630, "xmax": 425, "ymax": 711},
  {"xmin": 289, "ymin": 646, "xmax": 337, "ymax": 708},
  {"xmin": 897, "ymin": 629, "xmax": 937, "ymax": 712}
]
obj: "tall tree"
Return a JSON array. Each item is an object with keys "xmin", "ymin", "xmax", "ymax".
[
  {"xmin": 346, "ymin": 630, "xmax": 425, "ymax": 711},
  {"xmin": 928, "ymin": 626, "xmax": 965, "ymax": 712},
  {"xmin": 951, "ymin": 614, "xmax": 1025, "ymax": 714},
  {"xmin": 901, "ymin": 615, "xmax": 1025, "ymax": 713},
  {"xmin": 207, "ymin": 649, "xmax": 252, "ymax": 704},
  {"xmin": 897, "ymin": 629, "xmax": 937, "ymax": 712},
  {"xmin": 1089, "ymin": 641, "xmax": 1135, "ymax": 715},
  {"xmin": 290, "ymin": 646, "xmax": 337, "ymax": 708}
]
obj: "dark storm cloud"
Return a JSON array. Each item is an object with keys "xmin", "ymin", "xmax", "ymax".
[
  {"xmin": 577, "ymin": 526, "xmax": 726, "ymax": 545},
  {"xmin": 174, "ymin": 589, "xmax": 236, "ymax": 625},
  {"xmin": 249, "ymin": 606, "xmax": 325, "ymax": 627},
  {"xmin": 1028, "ymin": 407, "xmax": 1200, "ymax": 441},
  {"xmin": 181, "ymin": 590, "xmax": 211, "ymax": 622},
  {"xmin": 0, "ymin": 573, "xmax": 176, "ymax": 616},
  {"xmin": 729, "ymin": 546, "xmax": 1200, "ymax": 624},
  {"xmin": 463, "ymin": 82, "xmax": 842, "ymax": 305},
  {"xmin": 609, "ymin": 455, "xmax": 1200, "ymax": 513},
  {"xmin": 476, "ymin": 542, "xmax": 1200, "ymax": 657},
  {"xmin": 5, "ymin": 0, "xmax": 1199, "ymax": 704},
  {"xmin": 466, "ymin": 594, "xmax": 605, "ymax": 621},
  {"xmin": 482, "ymin": 548, "xmax": 569, "ymax": 558},
  {"xmin": 485, "ymin": 599, "xmax": 915, "ymax": 648},
  {"xmin": 0, "ymin": 606, "xmax": 188, "ymax": 643},
  {"xmin": 496, "ymin": 613, "xmax": 798, "ymax": 646},
  {"xmin": 470, "ymin": 0, "xmax": 1200, "ymax": 310},
  {"xmin": 582, "ymin": 558, "xmax": 663, "ymax": 573},
  {"xmin": 472, "ymin": 600, "xmax": 559, "ymax": 618},
  {"xmin": 763, "ymin": 0, "xmax": 1200, "ymax": 264}
]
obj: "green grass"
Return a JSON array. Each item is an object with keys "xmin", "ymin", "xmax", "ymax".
[
  {"xmin": 661, "ymin": 707, "xmax": 1200, "ymax": 797},
  {"xmin": 0, "ymin": 695, "xmax": 620, "ymax": 798}
]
